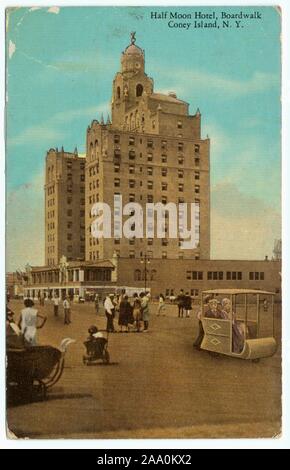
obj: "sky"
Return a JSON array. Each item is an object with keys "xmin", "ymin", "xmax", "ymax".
[{"xmin": 6, "ymin": 6, "xmax": 281, "ymax": 271}]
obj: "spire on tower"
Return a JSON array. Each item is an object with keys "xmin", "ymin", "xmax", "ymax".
[{"xmin": 100, "ymin": 113, "xmax": 104, "ymax": 125}]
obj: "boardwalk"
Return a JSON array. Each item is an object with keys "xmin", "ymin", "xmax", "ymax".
[{"xmin": 7, "ymin": 300, "xmax": 281, "ymax": 438}]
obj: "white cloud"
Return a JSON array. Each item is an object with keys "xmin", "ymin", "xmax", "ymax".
[
  {"xmin": 8, "ymin": 40, "xmax": 16, "ymax": 59},
  {"xmin": 7, "ymin": 173, "xmax": 45, "ymax": 271},
  {"xmin": 154, "ymin": 64, "xmax": 278, "ymax": 98},
  {"xmin": 8, "ymin": 103, "xmax": 110, "ymax": 147},
  {"xmin": 211, "ymin": 182, "xmax": 281, "ymax": 260},
  {"xmin": 47, "ymin": 7, "xmax": 60, "ymax": 15}
]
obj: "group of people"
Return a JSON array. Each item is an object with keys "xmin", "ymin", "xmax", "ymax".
[
  {"xmin": 104, "ymin": 290, "xmax": 151, "ymax": 333},
  {"xmin": 176, "ymin": 289, "xmax": 193, "ymax": 318}
]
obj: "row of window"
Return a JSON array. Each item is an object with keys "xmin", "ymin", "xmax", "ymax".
[
  {"xmin": 114, "ymin": 150, "xmax": 200, "ymax": 165},
  {"xmin": 66, "ymin": 245, "xmax": 85, "ymax": 253},
  {"xmin": 67, "ymin": 197, "xmax": 85, "ymax": 205},
  {"xmin": 114, "ymin": 193, "xmax": 200, "ymax": 205},
  {"xmin": 89, "ymin": 180, "xmax": 99, "ymax": 191},
  {"xmin": 88, "ymin": 165, "xmax": 99, "ymax": 177},
  {"xmin": 66, "ymin": 161, "xmax": 85, "ymax": 170},
  {"xmin": 114, "ymin": 178, "xmax": 200, "ymax": 193},
  {"xmin": 186, "ymin": 271, "xmax": 265, "ymax": 281},
  {"xmin": 67, "ymin": 209, "xmax": 85, "ymax": 217},
  {"xmin": 113, "ymin": 135, "xmax": 201, "ymax": 154},
  {"xmin": 114, "ymin": 164, "xmax": 200, "ymax": 179},
  {"xmin": 47, "ymin": 210, "xmax": 55, "ymax": 219},
  {"xmin": 47, "ymin": 198, "xmax": 55, "ymax": 207}
]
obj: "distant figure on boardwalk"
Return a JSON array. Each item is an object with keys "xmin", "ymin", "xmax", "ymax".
[
  {"xmin": 104, "ymin": 293, "xmax": 116, "ymax": 333},
  {"xmin": 132, "ymin": 293, "xmax": 142, "ymax": 332},
  {"xmin": 18, "ymin": 298, "xmax": 47, "ymax": 345},
  {"xmin": 184, "ymin": 292, "xmax": 192, "ymax": 318},
  {"xmin": 63, "ymin": 297, "xmax": 71, "ymax": 325},
  {"xmin": 94, "ymin": 293, "xmax": 99, "ymax": 314},
  {"xmin": 177, "ymin": 289, "xmax": 185, "ymax": 318},
  {"xmin": 157, "ymin": 294, "xmax": 166, "ymax": 316},
  {"xmin": 118, "ymin": 295, "xmax": 132, "ymax": 332},
  {"xmin": 53, "ymin": 295, "xmax": 60, "ymax": 317},
  {"xmin": 140, "ymin": 292, "xmax": 150, "ymax": 332}
]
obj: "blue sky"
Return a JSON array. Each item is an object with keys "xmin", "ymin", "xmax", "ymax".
[{"xmin": 6, "ymin": 6, "xmax": 281, "ymax": 270}]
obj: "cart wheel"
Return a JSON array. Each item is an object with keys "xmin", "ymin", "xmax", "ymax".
[{"xmin": 103, "ymin": 350, "xmax": 110, "ymax": 364}]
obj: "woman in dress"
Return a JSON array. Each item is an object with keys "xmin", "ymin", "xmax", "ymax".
[
  {"xmin": 118, "ymin": 295, "xmax": 131, "ymax": 332},
  {"xmin": 18, "ymin": 298, "xmax": 47, "ymax": 346}
]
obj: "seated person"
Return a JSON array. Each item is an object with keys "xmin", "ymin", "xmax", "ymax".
[
  {"xmin": 221, "ymin": 298, "xmax": 245, "ymax": 353},
  {"xmin": 6, "ymin": 306, "xmax": 25, "ymax": 349}
]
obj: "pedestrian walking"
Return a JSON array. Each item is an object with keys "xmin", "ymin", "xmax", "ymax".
[
  {"xmin": 63, "ymin": 297, "xmax": 71, "ymax": 325},
  {"xmin": 94, "ymin": 293, "xmax": 99, "ymax": 314},
  {"xmin": 18, "ymin": 298, "xmax": 47, "ymax": 345},
  {"xmin": 177, "ymin": 289, "xmax": 185, "ymax": 318},
  {"xmin": 104, "ymin": 293, "xmax": 115, "ymax": 332},
  {"xmin": 140, "ymin": 292, "xmax": 150, "ymax": 332},
  {"xmin": 53, "ymin": 295, "xmax": 60, "ymax": 317},
  {"xmin": 184, "ymin": 292, "xmax": 192, "ymax": 318},
  {"xmin": 132, "ymin": 293, "xmax": 142, "ymax": 332},
  {"xmin": 157, "ymin": 293, "xmax": 166, "ymax": 316},
  {"xmin": 118, "ymin": 295, "xmax": 131, "ymax": 332}
]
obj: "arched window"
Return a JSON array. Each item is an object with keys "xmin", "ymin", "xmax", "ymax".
[
  {"xmin": 134, "ymin": 269, "xmax": 141, "ymax": 281},
  {"xmin": 151, "ymin": 269, "xmax": 157, "ymax": 281},
  {"xmin": 117, "ymin": 86, "xmax": 121, "ymax": 100},
  {"xmin": 136, "ymin": 84, "xmax": 143, "ymax": 97}
]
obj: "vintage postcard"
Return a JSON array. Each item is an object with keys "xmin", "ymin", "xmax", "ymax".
[{"xmin": 5, "ymin": 5, "xmax": 282, "ymax": 440}]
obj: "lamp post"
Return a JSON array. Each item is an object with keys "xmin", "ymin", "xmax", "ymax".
[{"xmin": 140, "ymin": 253, "xmax": 150, "ymax": 292}]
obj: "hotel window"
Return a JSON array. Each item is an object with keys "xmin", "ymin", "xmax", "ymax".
[
  {"xmin": 178, "ymin": 197, "xmax": 185, "ymax": 203},
  {"xmin": 67, "ymin": 209, "xmax": 72, "ymax": 217},
  {"xmin": 249, "ymin": 272, "xmax": 264, "ymax": 280},
  {"xmin": 114, "ymin": 239, "xmax": 120, "ymax": 245},
  {"xmin": 191, "ymin": 271, "xmax": 203, "ymax": 280},
  {"xmin": 162, "ymin": 251, "xmax": 167, "ymax": 259},
  {"xmin": 227, "ymin": 271, "xmax": 243, "ymax": 281},
  {"xmin": 195, "ymin": 171, "xmax": 200, "ymax": 180},
  {"xmin": 195, "ymin": 185, "xmax": 200, "ymax": 194},
  {"xmin": 161, "ymin": 140, "xmax": 167, "ymax": 149},
  {"xmin": 114, "ymin": 135, "xmax": 120, "ymax": 144},
  {"xmin": 178, "ymin": 183, "xmax": 184, "ymax": 192},
  {"xmin": 147, "ymin": 251, "xmax": 153, "ymax": 260},
  {"xmin": 195, "ymin": 158, "xmax": 200, "ymax": 166},
  {"xmin": 148, "ymin": 181, "xmax": 153, "ymax": 190},
  {"xmin": 147, "ymin": 194, "xmax": 153, "ymax": 203},
  {"xmin": 191, "ymin": 289, "xmax": 199, "ymax": 297},
  {"xmin": 81, "ymin": 198, "xmax": 85, "ymax": 205},
  {"xmin": 178, "ymin": 142, "xmax": 184, "ymax": 152},
  {"xmin": 67, "ymin": 162, "xmax": 72, "ymax": 170},
  {"xmin": 162, "ymin": 196, "xmax": 167, "ymax": 204},
  {"xmin": 147, "ymin": 167, "xmax": 153, "ymax": 176},
  {"xmin": 129, "ymin": 238, "xmax": 135, "ymax": 245},
  {"xmin": 178, "ymin": 169, "xmax": 184, "ymax": 178},
  {"xmin": 80, "ymin": 210, "xmax": 85, "ymax": 217},
  {"xmin": 207, "ymin": 271, "xmax": 224, "ymax": 280},
  {"xmin": 67, "ymin": 233, "xmax": 72, "ymax": 241},
  {"xmin": 162, "ymin": 239, "xmax": 168, "ymax": 246},
  {"xmin": 177, "ymin": 121, "xmax": 182, "ymax": 129},
  {"xmin": 67, "ymin": 197, "xmax": 72, "ymax": 204},
  {"xmin": 114, "ymin": 178, "xmax": 120, "ymax": 188},
  {"xmin": 129, "ymin": 165, "xmax": 135, "ymax": 174},
  {"xmin": 114, "ymin": 149, "xmax": 121, "ymax": 158},
  {"xmin": 129, "ymin": 250, "xmax": 135, "ymax": 259},
  {"xmin": 162, "ymin": 182, "xmax": 168, "ymax": 191},
  {"xmin": 129, "ymin": 136, "xmax": 135, "ymax": 145},
  {"xmin": 195, "ymin": 144, "xmax": 200, "ymax": 153},
  {"xmin": 129, "ymin": 194, "xmax": 135, "ymax": 202},
  {"xmin": 129, "ymin": 150, "xmax": 135, "ymax": 160},
  {"xmin": 152, "ymin": 120, "xmax": 155, "ymax": 129},
  {"xmin": 162, "ymin": 168, "xmax": 167, "ymax": 177},
  {"xmin": 195, "ymin": 198, "xmax": 200, "ymax": 204},
  {"xmin": 129, "ymin": 179, "xmax": 135, "ymax": 188},
  {"xmin": 80, "ymin": 174, "xmax": 85, "ymax": 182},
  {"xmin": 134, "ymin": 269, "xmax": 142, "ymax": 281},
  {"xmin": 161, "ymin": 154, "xmax": 167, "ymax": 163},
  {"xmin": 147, "ymin": 153, "xmax": 153, "ymax": 162},
  {"xmin": 178, "ymin": 157, "xmax": 184, "ymax": 165},
  {"xmin": 80, "ymin": 162, "xmax": 85, "ymax": 170},
  {"xmin": 147, "ymin": 238, "xmax": 153, "ymax": 246},
  {"xmin": 147, "ymin": 140, "xmax": 153, "ymax": 149},
  {"xmin": 114, "ymin": 163, "xmax": 120, "ymax": 173}
]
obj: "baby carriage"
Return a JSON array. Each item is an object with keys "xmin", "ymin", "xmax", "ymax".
[{"xmin": 83, "ymin": 326, "xmax": 110, "ymax": 365}]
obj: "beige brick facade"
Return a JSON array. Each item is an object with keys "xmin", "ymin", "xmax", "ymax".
[{"xmin": 45, "ymin": 148, "xmax": 86, "ymax": 265}]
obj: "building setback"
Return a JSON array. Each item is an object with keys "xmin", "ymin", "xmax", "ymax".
[{"xmin": 45, "ymin": 148, "xmax": 86, "ymax": 265}]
